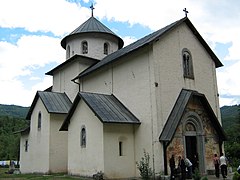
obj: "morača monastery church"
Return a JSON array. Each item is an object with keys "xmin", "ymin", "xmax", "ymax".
[{"xmin": 18, "ymin": 7, "xmax": 226, "ymax": 179}]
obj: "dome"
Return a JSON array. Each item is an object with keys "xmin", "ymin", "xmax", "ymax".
[{"xmin": 61, "ymin": 16, "xmax": 124, "ymax": 49}]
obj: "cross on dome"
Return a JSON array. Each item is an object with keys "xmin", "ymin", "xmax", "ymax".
[{"xmin": 90, "ymin": 3, "xmax": 95, "ymax": 17}]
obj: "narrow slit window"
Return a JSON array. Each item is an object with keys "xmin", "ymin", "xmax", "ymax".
[
  {"xmin": 38, "ymin": 111, "xmax": 41, "ymax": 130},
  {"xmin": 25, "ymin": 140, "xmax": 29, "ymax": 152},
  {"xmin": 119, "ymin": 141, "xmax": 123, "ymax": 156}
]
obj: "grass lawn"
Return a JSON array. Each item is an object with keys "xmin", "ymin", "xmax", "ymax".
[{"xmin": 0, "ymin": 168, "xmax": 91, "ymax": 179}]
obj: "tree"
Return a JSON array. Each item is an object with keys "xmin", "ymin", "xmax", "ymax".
[{"xmin": 224, "ymin": 104, "xmax": 240, "ymax": 167}]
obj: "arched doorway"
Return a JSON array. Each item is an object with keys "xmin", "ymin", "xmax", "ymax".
[{"xmin": 183, "ymin": 112, "xmax": 205, "ymax": 174}]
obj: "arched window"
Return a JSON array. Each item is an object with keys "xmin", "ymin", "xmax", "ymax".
[
  {"xmin": 66, "ymin": 45, "xmax": 70, "ymax": 59},
  {"xmin": 104, "ymin": 42, "xmax": 109, "ymax": 55},
  {"xmin": 38, "ymin": 111, "xmax": 41, "ymax": 130},
  {"xmin": 82, "ymin": 41, "xmax": 88, "ymax": 54},
  {"xmin": 182, "ymin": 48, "xmax": 194, "ymax": 79},
  {"xmin": 80, "ymin": 126, "xmax": 86, "ymax": 147}
]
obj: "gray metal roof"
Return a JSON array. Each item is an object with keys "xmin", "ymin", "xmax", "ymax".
[
  {"xmin": 75, "ymin": 17, "xmax": 223, "ymax": 80},
  {"xmin": 159, "ymin": 89, "xmax": 227, "ymax": 142},
  {"xmin": 45, "ymin": 54, "xmax": 99, "ymax": 76},
  {"xmin": 61, "ymin": 16, "xmax": 124, "ymax": 49},
  {"xmin": 60, "ymin": 92, "xmax": 140, "ymax": 131},
  {"xmin": 26, "ymin": 91, "xmax": 72, "ymax": 120}
]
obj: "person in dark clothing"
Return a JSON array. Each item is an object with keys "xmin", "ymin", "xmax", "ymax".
[
  {"xmin": 178, "ymin": 156, "xmax": 186, "ymax": 180},
  {"xmin": 170, "ymin": 154, "xmax": 176, "ymax": 180},
  {"xmin": 213, "ymin": 154, "xmax": 220, "ymax": 178},
  {"xmin": 192, "ymin": 154, "xmax": 199, "ymax": 173}
]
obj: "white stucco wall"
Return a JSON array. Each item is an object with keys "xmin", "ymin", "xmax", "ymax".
[
  {"xmin": 19, "ymin": 133, "xmax": 30, "ymax": 171},
  {"xmin": 152, "ymin": 22, "xmax": 220, "ymax": 130},
  {"xmin": 65, "ymin": 33, "xmax": 119, "ymax": 60},
  {"xmin": 103, "ymin": 124, "xmax": 136, "ymax": 179},
  {"xmin": 49, "ymin": 114, "xmax": 68, "ymax": 173},
  {"xmin": 67, "ymin": 100, "xmax": 104, "ymax": 177},
  {"xmin": 52, "ymin": 57, "xmax": 96, "ymax": 102},
  {"xmin": 20, "ymin": 99, "xmax": 50, "ymax": 173}
]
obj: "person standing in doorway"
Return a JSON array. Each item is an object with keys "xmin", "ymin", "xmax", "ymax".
[
  {"xmin": 169, "ymin": 154, "xmax": 176, "ymax": 180},
  {"xmin": 184, "ymin": 157, "xmax": 193, "ymax": 179},
  {"xmin": 219, "ymin": 153, "xmax": 227, "ymax": 178},
  {"xmin": 213, "ymin": 154, "xmax": 220, "ymax": 178}
]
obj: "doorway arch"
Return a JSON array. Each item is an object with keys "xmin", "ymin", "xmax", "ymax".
[{"xmin": 182, "ymin": 111, "xmax": 205, "ymax": 174}]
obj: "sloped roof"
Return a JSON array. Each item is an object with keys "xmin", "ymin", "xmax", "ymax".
[
  {"xmin": 159, "ymin": 89, "xmax": 227, "ymax": 142},
  {"xmin": 14, "ymin": 126, "xmax": 30, "ymax": 135},
  {"xmin": 74, "ymin": 17, "xmax": 222, "ymax": 80},
  {"xmin": 61, "ymin": 16, "xmax": 124, "ymax": 49},
  {"xmin": 26, "ymin": 91, "xmax": 72, "ymax": 120},
  {"xmin": 60, "ymin": 92, "xmax": 140, "ymax": 131},
  {"xmin": 45, "ymin": 54, "xmax": 99, "ymax": 76}
]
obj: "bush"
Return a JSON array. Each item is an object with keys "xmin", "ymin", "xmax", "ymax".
[
  {"xmin": 136, "ymin": 149, "xmax": 153, "ymax": 180},
  {"xmin": 200, "ymin": 176, "xmax": 208, "ymax": 180},
  {"xmin": 233, "ymin": 172, "xmax": 240, "ymax": 180},
  {"xmin": 192, "ymin": 168, "xmax": 201, "ymax": 180}
]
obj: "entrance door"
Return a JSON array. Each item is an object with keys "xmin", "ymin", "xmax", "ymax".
[{"xmin": 185, "ymin": 136, "xmax": 198, "ymax": 172}]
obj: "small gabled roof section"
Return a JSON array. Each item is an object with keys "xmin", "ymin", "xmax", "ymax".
[
  {"xmin": 60, "ymin": 92, "xmax": 140, "ymax": 131},
  {"xmin": 159, "ymin": 89, "xmax": 227, "ymax": 142},
  {"xmin": 26, "ymin": 91, "xmax": 72, "ymax": 120},
  {"xmin": 14, "ymin": 126, "xmax": 30, "ymax": 135},
  {"xmin": 74, "ymin": 17, "xmax": 222, "ymax": 80},
  {"xmin": 46, "ymin": 54, "xmax": 99, "ymax": 76},
  {"xmin": 61, "ymin": 16, "xmax": 124, "ymax": 49}
]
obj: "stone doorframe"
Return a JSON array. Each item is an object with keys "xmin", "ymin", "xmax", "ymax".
[{"xmin": 182, "ymin": 111, "xmax": 206, "ymax": 174}]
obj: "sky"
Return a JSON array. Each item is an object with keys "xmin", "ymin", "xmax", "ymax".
[{"xmin": 0, "ymin": 0, "xmax": 239, "ymax": 107}]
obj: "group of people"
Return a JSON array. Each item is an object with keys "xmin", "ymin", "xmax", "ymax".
[
  {"xmin": 213, "ymin": 153, "xmax": 228, "ymax": 178},
  {"xmin": 169, "ymin": 154, "xmax": 198, "ymax": 180},
  {"xmin": 169, "ymin": 152, "xmax": 231, "ymax": 180}
]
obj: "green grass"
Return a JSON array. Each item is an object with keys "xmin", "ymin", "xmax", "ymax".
[{"xmin": 0, "ymin": 168, "xmax": 91, "ymax": 179}]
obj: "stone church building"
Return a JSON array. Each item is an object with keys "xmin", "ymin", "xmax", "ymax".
[{"xmin": 18, "ymin": 9, "xmax": 226, "ymax": 179}]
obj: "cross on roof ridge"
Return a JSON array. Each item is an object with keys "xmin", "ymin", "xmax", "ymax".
[{"xmin": 183, "ymin": 8, "xmax": 189, "ymax": 17}]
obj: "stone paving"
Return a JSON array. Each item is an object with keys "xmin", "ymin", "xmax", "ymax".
[{"xmin": 206, "ymin": 173, "xmax": 234, "ymax": 180}]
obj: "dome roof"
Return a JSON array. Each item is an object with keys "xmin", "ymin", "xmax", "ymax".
[{"xmin": 61, "ymin": 16, "xmax": 124, "ymax": 49}]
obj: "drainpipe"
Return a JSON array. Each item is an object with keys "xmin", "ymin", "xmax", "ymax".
[{"xmin": 72, "ymin": 79, "xmax": 81, "ymax": 92}]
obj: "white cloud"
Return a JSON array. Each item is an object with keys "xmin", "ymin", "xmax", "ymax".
[
  {"xmin": 122, "ymin": 36, "xmax": 137, "ymax": 47},
  {"xmin": 0, "ymin": 35, "xmax": 64, "ymax": 106},
  {"xmin": 217, "ymin": 60, "xmax": 240, "ymax": 106},
  {"xmin": 0, "ymin": 0, "xmax": 90, "ymax": 36}
]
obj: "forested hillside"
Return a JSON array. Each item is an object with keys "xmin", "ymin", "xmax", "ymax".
[
  {"xmin": 221, "ymin": 105, "xmax": 239, "ymax": 127},
  {"xmin": 0, "ymin": 104, "xmax": 29, "ymax": 119},
  {"xmin": 0, "ymin": 105, "xmax": 29, "ymax": 161}
]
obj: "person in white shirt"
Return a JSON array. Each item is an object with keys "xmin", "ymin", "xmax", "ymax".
[
  {"xmin": 184, "ymin": 157, "xmax": 192, "ymax": 178},
  {"xmin": 219, "ymin": 153, "xmax": 227, "ymax": 178}
]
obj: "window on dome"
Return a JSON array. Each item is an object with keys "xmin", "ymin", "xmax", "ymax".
[
  {"xmin": 104, "ymin": 42, "xmax": 109, "ymax": 55},
  {"xmin": 66, "ymin": 45, "xmax": 70, "ymax": 59},
  {"xmin": 82, "ymin": 41, "xmax": 88, "ymax": 54},
  {"xmin": 182, "ymin": 48, "xmax": 194, "ymax": 79}
]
